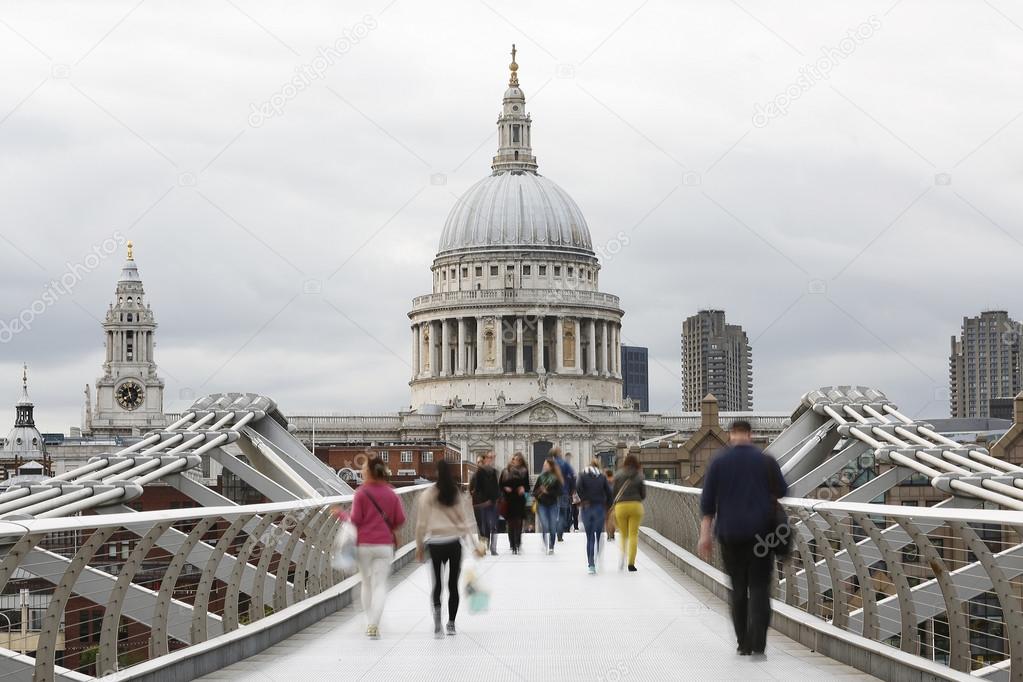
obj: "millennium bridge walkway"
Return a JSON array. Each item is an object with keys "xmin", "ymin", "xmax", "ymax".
[{"xmin": 0, "ymin": 388, "xmax": 1020, "ymax": 681}]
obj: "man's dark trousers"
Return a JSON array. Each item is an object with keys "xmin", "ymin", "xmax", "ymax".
[{"xmin": 719, "ymin": 541, "xmax": 773, "ymax": 654}]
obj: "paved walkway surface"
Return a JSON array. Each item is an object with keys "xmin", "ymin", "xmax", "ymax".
[{"xmin": 198, "ymin": 533, "xmax": 879, "ymax": 681}]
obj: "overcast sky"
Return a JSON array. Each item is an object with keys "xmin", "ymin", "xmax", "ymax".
[{"xmin": 1, "ymin": 0, "xmax": 1021, "ymax": 433}]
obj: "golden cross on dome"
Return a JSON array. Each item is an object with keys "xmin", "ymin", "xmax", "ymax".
[
  {"xmin": 127, "ymin": 240, "xmax": 134, "ymax": 261},
  {"xmin": 508, "ymin": 44, "xmax": 519, "ymax": 86}
]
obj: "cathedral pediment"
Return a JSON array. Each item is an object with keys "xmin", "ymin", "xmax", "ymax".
[{"xmin": 493, "ymin": 398, "xmax": 592, "ymax": 425}]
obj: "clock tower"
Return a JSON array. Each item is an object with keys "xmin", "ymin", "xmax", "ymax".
[{"xmin": 87, "ymin": 241, "xmax": 167, "ymax": 436}]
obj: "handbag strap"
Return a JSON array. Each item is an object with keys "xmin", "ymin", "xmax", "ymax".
[
  {"xmin": 364, "ymin": 488, "xmax": 391, "ymax": 527},
  {"xmin": 611, "ymin": 478, "xmax": 631, "ymax": 507}
]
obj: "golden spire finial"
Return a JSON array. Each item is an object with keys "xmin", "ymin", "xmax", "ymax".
[
  {"xmin": 509, "ymin": 43, "xmax": 519, "ymax": 86},
  {"xmin": 127, "ymin": 240, "xmax": 134, "ymax": 261}
]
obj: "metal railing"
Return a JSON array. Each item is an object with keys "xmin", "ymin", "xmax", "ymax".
[
  {"xmin": 0, "ymin": 485, "xmax": 428, "ymax": 681},
  {"xmin": 642, "ymin": 481, "xmax": 1023, "ymax": 680}
]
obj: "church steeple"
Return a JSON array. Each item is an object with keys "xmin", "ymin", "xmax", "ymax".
[
  {"xmin": 491, "ymin": 44, "xmax": 537, "ymax": 174},
  {"xmin": 14, "ymin": 364, "xmax": 34, "ymax": 428}
]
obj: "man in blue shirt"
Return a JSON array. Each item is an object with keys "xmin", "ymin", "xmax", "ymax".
[{"xmin": 698, "ymin": 420, "xmax": 787, "ymax": 657}]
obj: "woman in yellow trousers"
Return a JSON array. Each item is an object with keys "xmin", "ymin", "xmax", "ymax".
[{"xmin": 612, "ymin": 453, "xmax": 646, "ymax": 571}]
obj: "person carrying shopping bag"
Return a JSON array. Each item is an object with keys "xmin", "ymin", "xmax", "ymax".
[
  {"xmin": 532, "ymin": 457, "xmax": 563, "ymax": 555},
  {"xmin": 469, "ymin": 452, "xmax": 501, "ymax": 555},
  {"xmin": 416, "ymin": 459, "xmax": 482, "ymax": 638},
  {"xmin": 350, "ymin": 455, "xmax": 406, "ymax": 639},
  {"xmin": 612, "ymin": 454, "xmax": 646, "ymax": 572}
]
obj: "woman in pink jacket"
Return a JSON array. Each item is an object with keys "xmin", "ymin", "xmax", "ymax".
[{"xmin": 350, "ymin": 455, "xmax": 406, "ymax": 639}]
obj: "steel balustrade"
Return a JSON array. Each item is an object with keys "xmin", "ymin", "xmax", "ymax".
[
  {"xmin": 642, "ymin": 481, "xmax": 1023, "ymax": 681},
  {"xmin": 0, "ymin": 485, "xmax": 428, "ymax": 681}
]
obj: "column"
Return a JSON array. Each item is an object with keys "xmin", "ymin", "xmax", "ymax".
[
  {"xmin": 456, "ymin": 318, "xmax": 466, "ymax": 375},
  {"xmin": 412, "ymin": 324, "xmax": 420, "ymax": 380},
  {"xmin": 600, "ymin": 321, "xmax": 609, "ymax": 377},
  {"xmin": 573, "ymin": 317, "xmax": 582, "ymax": 375},
  {"xmin": 609, "ymin": 325, "xmax": 617, "ymax": 378},
  {"xmin": 555, "ymin": 316, "xmax": 564, "ymax": 373},
  {"xmin": 475, "ymin": 316, "xmax": 484, "ymax": 374},
  {"xmin": 147, "ymin": 331, "xmax": 154, "ymax": 363},
  {"xmin": 431, "ymin": 321, "xmax": 441, "ymax": 377},
  {"xmin": 587, "ymin": 319, "xmax": 597, "ymax": 375},
  {"xmin": 515, "ymin": 317, "xmax": 524, "ymax": 374},
  {"xmin": 497, "ymin": 316, "xmax": 505, "ymax": 373},
  {"xmin": 536, "ymin": 316, "xmax": 545, "ymax": 372},
  {"xmin": 441, "ymin": 319, "xmax": 450, "ymax": 376}
]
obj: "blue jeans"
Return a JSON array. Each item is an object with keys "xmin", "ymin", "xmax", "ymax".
[
  {"xmin": 581, "ymin": 504, "xmax": 606, "ymax": 566},
  {"xmin": 538, "ymin": 503, "xmax": 559, "ymax": 549},
  {"xmin": 558, "ymin": 498, "xmax": 572, "ymax": 536}
]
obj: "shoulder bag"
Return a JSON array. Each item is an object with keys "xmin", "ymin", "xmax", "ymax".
[{"xmin": 605, "ymin": 479, "xmax": 631, "ymax": 535}]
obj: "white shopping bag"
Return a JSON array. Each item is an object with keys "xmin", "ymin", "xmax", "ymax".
[{"xmin": 331, "ymin": 520, "xmax": 358, "ymax": 572}]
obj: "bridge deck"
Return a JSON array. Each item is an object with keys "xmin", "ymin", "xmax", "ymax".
[{"xmin": 199, "ymin": 534, "xmax": 877, "ymax": 681}]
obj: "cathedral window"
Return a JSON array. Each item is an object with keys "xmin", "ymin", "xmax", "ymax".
[
  {"xmin": 554, "ymin": 265, "xmax": 561, "ymax": 276},
  {"xmin": 442, "ymin": 270, "xmax": 447, "ymax": 280},
  {"xmin": 523, "ymin": 265, "xmax": 531, "ymax": 276},
  {"xmin": 475, "ymin": 266, "xmax": 482, "ymax": 277},
  {"xmin": 568, "ymin": 266, "xmax": 574, "ymax": 277},
  {"xmin": 127, "ymin": 313, "xmax": 133, "ymax": 322},
  {"xmin": 490, "ymin": 265, "xmax": 498, "ymax": 276},
  {"xmin": 539, "ymin": 265, "xmax": 547, "ymax": 276},
  {"xmin": 512, "ymin": 125, "xmax": 520, "ymax": 143},
  {"xmin": 461, "ymin": 267, "xmax": 468, "ymax": 278}
]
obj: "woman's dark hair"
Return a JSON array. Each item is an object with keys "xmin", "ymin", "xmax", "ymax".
[
  {"xmin": 366, "ymin": 455, "xmax": 389, "ymax": 482},
  {"xmin": 623, "ymin": 454, "xmax": 640, "ymax": 471},
  {"xmin": 435, "ymin": 459, "xmax": 458, "ymax": 507}
]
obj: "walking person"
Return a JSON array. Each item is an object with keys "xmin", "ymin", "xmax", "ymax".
[
  {"xmin": 577, "ymin": 458, "xmax": 613, "ymax": 574},
  {"xmin": 532, "ymin": 457, "xmax": 563, "ymax": 554},
  {"xmin": 469, "ymin": 452, "xmax": 500, "ymax": 555},
  {"xmin": 350, "ymin": 455, "xmax": 406, "ymax": 639},
  {"xmin": 551, "ymin": 448, "xmax": 576, "ymax": 541},
  {"xmin": 698, "ymin": 420, "xmax": 788, "ymax": 658},
  {"xmin": 416, "ymin": 459, "xmax": 479, "ymax": 638},
  {"xmin": 499, "ymin": 452, "xmax": 530, "ymax": 554},
  {"xmin": 612, "ymin": 454, "xmax": 646, "ymax": 572}
]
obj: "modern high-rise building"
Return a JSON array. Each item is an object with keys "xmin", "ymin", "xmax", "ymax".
[
  {"xmin": 681, "ymin": 310, "xmax": 752, "ymax": 412},
  {"xmin": 949, "ymin": 310, "xmax": 1022, "ymax": 418},
  {"xmin": 621, "ymin": 346, "xmax": 649, "ymax": 411}
]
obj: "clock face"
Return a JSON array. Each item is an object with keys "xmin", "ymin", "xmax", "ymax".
[{"xmin": 116, "ymin": 381, "xmax": 145, "ymax": 411}]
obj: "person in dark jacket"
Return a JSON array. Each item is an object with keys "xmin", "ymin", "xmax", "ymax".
[
  {"xmin": 699, "ymin": 419, "xmax": 788, "ymax": 658},
  {"xmin": 551, "ymin": 448, "xmax": 576, "ymax": 541},
  {"xmin": 499, "ymin": 452, "xmax": 530, "ymax": 554},
  {"xmin": 469, "ymin": 452, "xmax": 500, "ymax": 555},
  {"xmin": 532, "ymin": 457, "xmax": 563, "ymax": 554},
  {"xmin": 612, "ymin": 454, "xmax": 646, "ymax": 572},
  {"xmin": 577, "ymin": 458, "xmax": 613, "ymax": 573}
]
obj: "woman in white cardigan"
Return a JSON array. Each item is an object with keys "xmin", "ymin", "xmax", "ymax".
[{"xmin": 416, "ymin": 459, "xmax": 480, "ymax": 638}]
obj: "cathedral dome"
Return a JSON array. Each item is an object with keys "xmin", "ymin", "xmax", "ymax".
[{"xmin": 437, "ymin": 171, "xmax": 593, "ymax": 255}]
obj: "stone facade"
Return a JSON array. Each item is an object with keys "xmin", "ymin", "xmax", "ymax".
[{"xmin": 87, "ymin": 242, "xmax": 167, "ymax": 436}]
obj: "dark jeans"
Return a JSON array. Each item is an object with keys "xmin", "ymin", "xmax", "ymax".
[
  {"xmin": 538, "ymin": 503, "xmax": 559, "ymax": 549},
  {"xmin": 720, "ymin": 540, "xmax": 773, "ymax": 654},
  {"xmin": 581, "ymin": 504, "xmax": 605, "ymax": 566},
  {"xmin": 557, "ymin": 501, "xmax": 571, "ymax": 537},
  {"xmin": 428, "ymin": 540, "xmax": 462, "ymax": 621},
  {"xmin": 477, "ymin": 504, "xmax": 498, "ymax": 552},
  {"xmin": 571, "ymin": 504, "xmax": 580, "ymax": 530}
]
